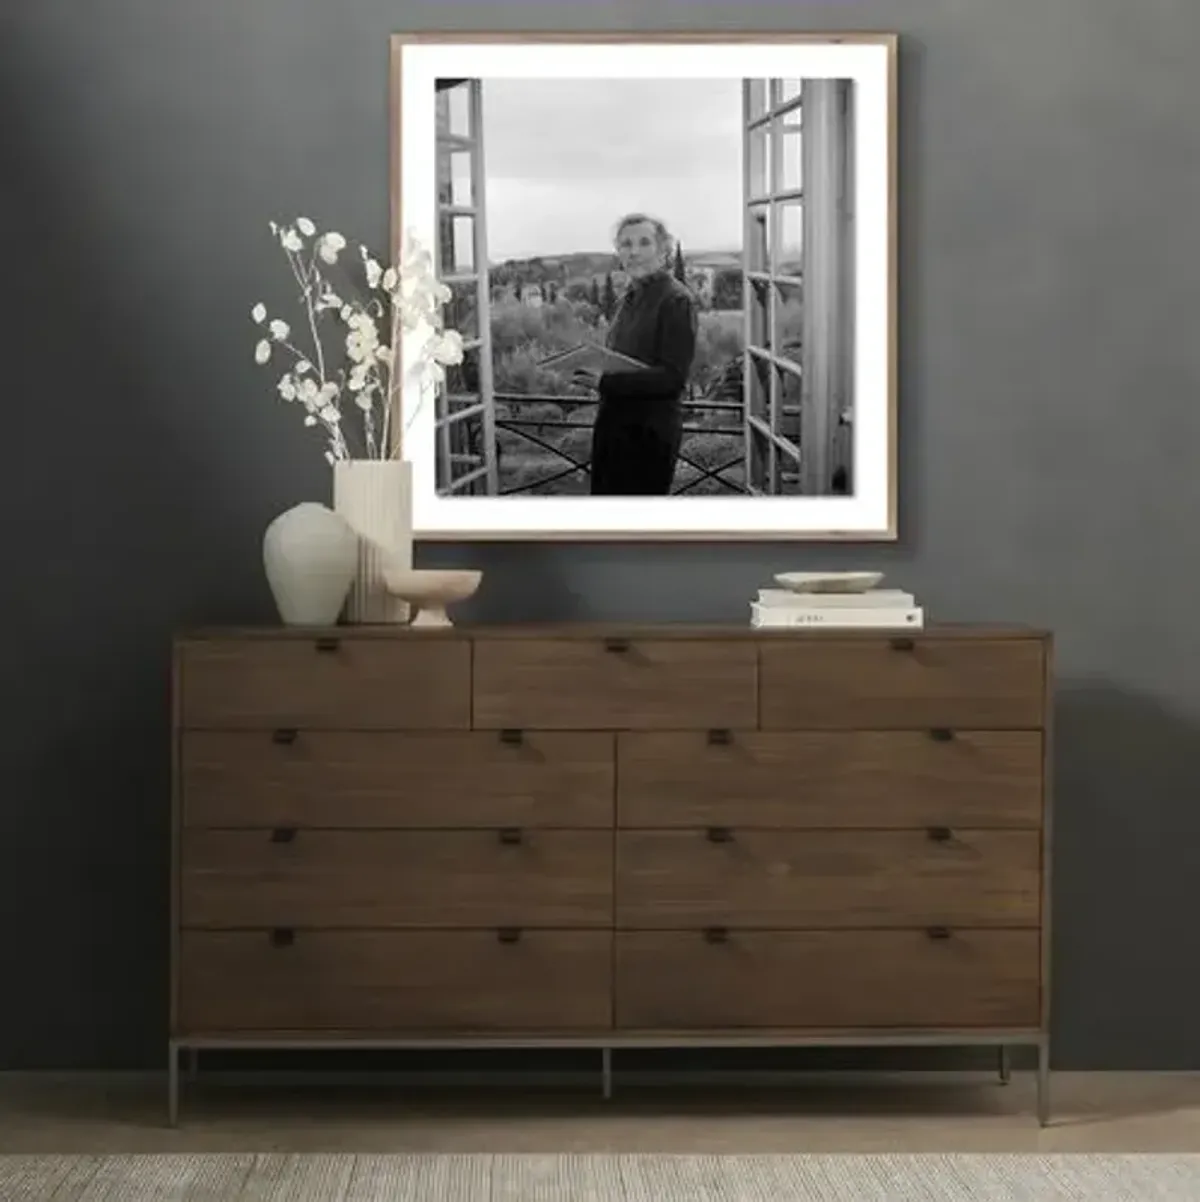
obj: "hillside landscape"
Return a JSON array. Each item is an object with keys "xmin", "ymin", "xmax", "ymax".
[{"xmin": 442, "ymin": 249, "xmax": 802, "ymax": 497}]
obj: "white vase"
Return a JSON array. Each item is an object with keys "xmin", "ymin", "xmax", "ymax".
[
  {"xmin": 262, "ymin": 502, "xmax": 358, "ymax": 626},
  {"xmin": 332, "ymin": 458, "xmax": 414, "ymax": 624}
]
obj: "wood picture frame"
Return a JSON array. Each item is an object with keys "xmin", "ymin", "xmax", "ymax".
[{"xmin": 389, "ymin": 31, "xmax": 898, "ymax": 541}]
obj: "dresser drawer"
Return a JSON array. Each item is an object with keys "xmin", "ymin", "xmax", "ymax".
[
  {"xmin": 178, "ymin": 929, "xmax": 612, "ymax": 1034},
  {"xmin": 759, "ymin": 636, "xmax": 1045, "ymax": 729},
  {"xmin": 472, "ymin": 637, "xmax": 757, "ymax": 730},
  {"xmin": 177, "ymin": 636, "xmax": 470, "ymax": 730},
  {"xmin": 615, "ymin": 929, "xmax": 1040, "ymax": 1029},
  {"xmin": 180, "ymin": 730, "xmax": 613, "ymax": 829},
  {"xmin": 180, "ymin": 830, "xmax": 612, "ymax": 928},
  {"xmin": 616, "ymin": 829, "xmax": 1040, "ymax": 929},
  {"xmin": 617, "ymin": 730, "xmax": 1043, "ymax": 829}
]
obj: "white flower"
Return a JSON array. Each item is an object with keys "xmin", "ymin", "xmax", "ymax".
[
  {"xmin": 398, "ymin": 294, "xmax": 434, "ymax": 332},
  {"xmin": 399, "ymin": 270, "xmax": 426, "ymax": 301},
  {"xmin": 318, "ymin": 232, "xmax": 346, "ymax": 264},
  {"xmin": 402, "ymin": 226, "xmax": 433, "ymax": 273},
  {"xmin": 396, "ymin": 272, "xmax": 450, "ymax": 332},
  {"xmin": 346, "ymin": 321, "xmax": 380, "ymax": 364},
  {"xmin": 432, "ymin": 329, "xmax": 464, "ymax": 365},
  {"xmin": 253, "ymin": 221, "xmax": 457, "ymax": 462}
]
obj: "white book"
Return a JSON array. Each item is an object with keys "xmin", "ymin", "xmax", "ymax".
[
  {"xmin": 750, "ymin": 602, "xmax": 924, "ymax": 629},
  {"xmin": 755, "ymin": 588, "xmax": 916, "ymax": 609}
]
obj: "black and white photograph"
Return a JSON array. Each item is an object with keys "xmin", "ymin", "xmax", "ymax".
[{"xmin": 392, "ymin": 35, "xmax": 896, "ymax": 539}]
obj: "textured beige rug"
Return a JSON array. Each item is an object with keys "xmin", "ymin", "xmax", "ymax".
[{"xmin": 4, "ymin": 1152, "xmax": 1200, "ymax": 1199}]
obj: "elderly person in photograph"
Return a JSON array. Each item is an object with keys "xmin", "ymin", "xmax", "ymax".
[{"xmin": 573, "ymin": 213, "xmax": 699, "ymax": 496}]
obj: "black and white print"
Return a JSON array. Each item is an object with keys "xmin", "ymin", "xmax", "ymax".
[{"xmin": 394, "ymin": 38, "xmax": 895, "ymax": 539}]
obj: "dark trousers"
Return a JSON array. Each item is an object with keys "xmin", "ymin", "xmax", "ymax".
[{"xmin": 589, "ymin": 401, "xmax": 682, "ymax": 496}]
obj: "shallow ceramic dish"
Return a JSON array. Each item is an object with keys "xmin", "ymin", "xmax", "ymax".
[
  {"xmin": 383, "ymin": 567, "xmax": 482, "ymax": 627},
  {"xmin": 773, "ymin": 571, "xmax": 884, "ymax": 594}
]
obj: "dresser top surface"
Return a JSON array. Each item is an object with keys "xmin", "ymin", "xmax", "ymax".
[{"xmin": 175, "ymin": 621, "xmax": 1052, "ymax": 643}]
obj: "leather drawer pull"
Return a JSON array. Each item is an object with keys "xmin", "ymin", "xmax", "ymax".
[
  {"xmin": 928, "ymin": 727, "xmax": 954, "ymax": 742},
  {"xmin": 703, "ymin": 926, "xmax": 729, "ymax": 944},
  {"xmin": 269, "ymin": 928, "xmax": 295, "ymax": 947},
  {"xmin": 926, "ymin": 926, "xmax": 951, "ymax": 940},
  {"xmin": 603, "ymin": 637, "xmax": 630, "ymax": 653},
  {"xmin": 270, "ymin": 827, "xmax": 297, "ymax": 844},
  {"xmin": 497, "ymin": 827, "xmax": 523, "ymax": 845},
  {"xmin": 499, "ymin": 728, "xmax": 524, "ymax": 745},
  {"xmin": 314, "ymin": 636, "xmax": 340, "ymax": 652},
  {"xmin": 271, "ymin": 728, "xmax": 298, "ymax": 745},
  {"xmin": 496, "ymin": 927, "xmax": 522, "ymax": 944},
  {"xmin": 889, "ymin": 636, "xmax": 915, "ymax": 651},
  {"xmin": 706, "ymin": 826, "xmax": 734, "ymax": 843},
  {"xmin": 707, "ymin": 728, "xmax": 732, "ymax": 746},
  {"xmin": 927, "ymin": 826, "xmax": 952, "ymax": 843}
]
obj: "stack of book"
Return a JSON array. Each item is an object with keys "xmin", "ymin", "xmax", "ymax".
[{"xmin": 749, "ymin": 585, "xmax": 924, "ymax": 629}]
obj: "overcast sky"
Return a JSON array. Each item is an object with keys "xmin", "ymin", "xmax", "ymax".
[{"xmin": 478, "ymin": 78, "xmax": 743, "ymax": 261}]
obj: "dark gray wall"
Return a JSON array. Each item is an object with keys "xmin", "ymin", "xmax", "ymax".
[{"xmin": 3, "ymin": 0, "xmax": 1199, "ymax": 1072}]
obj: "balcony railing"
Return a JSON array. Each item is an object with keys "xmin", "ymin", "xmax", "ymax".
[{"xmin": 440, "ymin": 390, "xmax": 831, "ymax": 497}]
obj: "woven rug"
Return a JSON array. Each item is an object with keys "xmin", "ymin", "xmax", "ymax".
[{"xmin": 4, "ymin": 1152, "xmax": 1200, "ymax": 1199}]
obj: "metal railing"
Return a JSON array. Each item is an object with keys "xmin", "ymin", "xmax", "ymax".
[
  {"xmin": 444, "ymin": 390, "xmax": 749, "ymax": 496},
  {"xmin": 437, "ymin": 373, "xmax": 849, "ymax": 498}
]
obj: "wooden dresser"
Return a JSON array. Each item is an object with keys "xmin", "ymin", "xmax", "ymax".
[{"xmin": 170, "ymin": 622, "xmax": 1053, "ymax": 1124}]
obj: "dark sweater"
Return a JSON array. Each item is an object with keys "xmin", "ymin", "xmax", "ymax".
[{"xmin": 597, "ymin": 271, "xmax": 698, "ymax": 408}]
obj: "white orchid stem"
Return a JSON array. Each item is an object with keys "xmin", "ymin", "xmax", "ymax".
[
  {"xmin": 384, "ymin": 306, "xmax": 400, "ymax": 459},
  {"xmin": 273, "ymin": 335, "xmax": 315, "ymax": 366},
  {"xmin": 282, "ymin": 244, "xmax": 354, "ymax": 457},
  {"xmin": 294, "ymin": 248, "xmax": 330, "ymax": 395},
  {"xmin": 272, "ymin": 334, "xmax": 350, "ymax": 459},
  {"xmin": 260, "ymin": 222, "xmax": 456, "ymax": 463},
  {"xmin": 281, "ymin": 245, "xmax": 331, "ymax": 386}
]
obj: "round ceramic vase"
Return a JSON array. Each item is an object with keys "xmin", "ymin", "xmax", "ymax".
[{"xmin": 262, "ymin": 501, "xmax": 358, "ymax": 625}]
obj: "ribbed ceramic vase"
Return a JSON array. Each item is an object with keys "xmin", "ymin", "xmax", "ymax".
[{"xmin": 332, "ymin": 458, "xmax": 413, "ymax": 623}]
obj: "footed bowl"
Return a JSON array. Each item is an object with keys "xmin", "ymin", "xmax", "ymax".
[{"xmin": 383, "ymin": 567, "xmax": 482, "ymax": 627}]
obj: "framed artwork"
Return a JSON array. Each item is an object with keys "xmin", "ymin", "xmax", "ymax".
[{"xmin": 389, "ymin": 32, "xmax": 898, "ymax": 540}]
